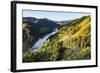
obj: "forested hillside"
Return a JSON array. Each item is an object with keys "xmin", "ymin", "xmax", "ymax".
[{"xmin": 23, "ymin": 16, "xmax": 91, "ymax": 62}]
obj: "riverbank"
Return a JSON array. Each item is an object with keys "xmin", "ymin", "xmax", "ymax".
[{"xmin": 32, "ymin": 29, "xmax": 58, "ymax": 51}]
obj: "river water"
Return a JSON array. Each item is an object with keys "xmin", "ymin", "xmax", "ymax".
[{"xmin": 32, "ymin": 29, "xmax": 58, "ymax": 51}]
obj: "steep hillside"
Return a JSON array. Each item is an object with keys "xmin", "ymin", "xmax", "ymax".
[
  {"xmin": 23, "ymin": 16, "xmax": 91, "ymax": 62},
  {"xmin": 22, "ymin": 23, "xmax": 33, "ymax": 53}
]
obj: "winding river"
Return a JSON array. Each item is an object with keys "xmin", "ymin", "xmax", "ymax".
[{"xmin": 32, "ymin": 29, "xmax": 58, "ymax": 51}]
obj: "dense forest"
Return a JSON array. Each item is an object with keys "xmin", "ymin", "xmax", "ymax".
[{"xmin": 22, "ymin": 16, "xmax": 91, "ymax": 62}]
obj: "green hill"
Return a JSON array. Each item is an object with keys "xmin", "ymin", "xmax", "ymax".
[{"xmin": 23, "ymin": 16, "xmax": 91, "ymax": 62}]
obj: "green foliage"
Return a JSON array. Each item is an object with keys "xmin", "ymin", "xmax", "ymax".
[
  {"xmin": 23, "ymin": 51, "xmax": 33, "ymax": 62},
  {"xmin": 80, "ymin": 47, "xmax": 91, "ymax": 59},
  {"xmin": 23, "ymin": 16, "xmax": 91, "ymax": 62}
]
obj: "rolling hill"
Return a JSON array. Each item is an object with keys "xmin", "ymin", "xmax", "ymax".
[{"xmin": 23, "ymin": 17, "xmax": 60, "ymax": 35}]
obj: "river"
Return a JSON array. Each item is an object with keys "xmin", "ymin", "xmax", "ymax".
[{"xmin": 32, "ymin": 29, "xmax": 58, "ymax": 51}]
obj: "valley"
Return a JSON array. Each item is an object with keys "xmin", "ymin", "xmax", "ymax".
[{"xmin": 22, "ymin": 16, "xmax": 91, "ymax": 62}]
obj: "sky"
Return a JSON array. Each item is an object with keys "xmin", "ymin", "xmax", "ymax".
[{"xmin": 23, "ymin": 10, "xmax": 90, "ymax": 21}]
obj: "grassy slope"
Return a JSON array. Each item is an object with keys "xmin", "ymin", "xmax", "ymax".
[{"xmin": 23, "ymin": 16, "xmax": 91, "ymax": 62}]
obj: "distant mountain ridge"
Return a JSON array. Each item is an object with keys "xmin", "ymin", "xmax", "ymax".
[
  {"xmin": 55, "ymin": 20, "xmax": 73, "ymax": 25},
  {"xmin": 23, "ymin": 17, "xmax": 60, "ymax": 35}
]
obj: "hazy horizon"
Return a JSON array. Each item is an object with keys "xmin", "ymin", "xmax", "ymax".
[{"xmin": 23, "ymin": 10, "xmax": 90, "ymax": 21}]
